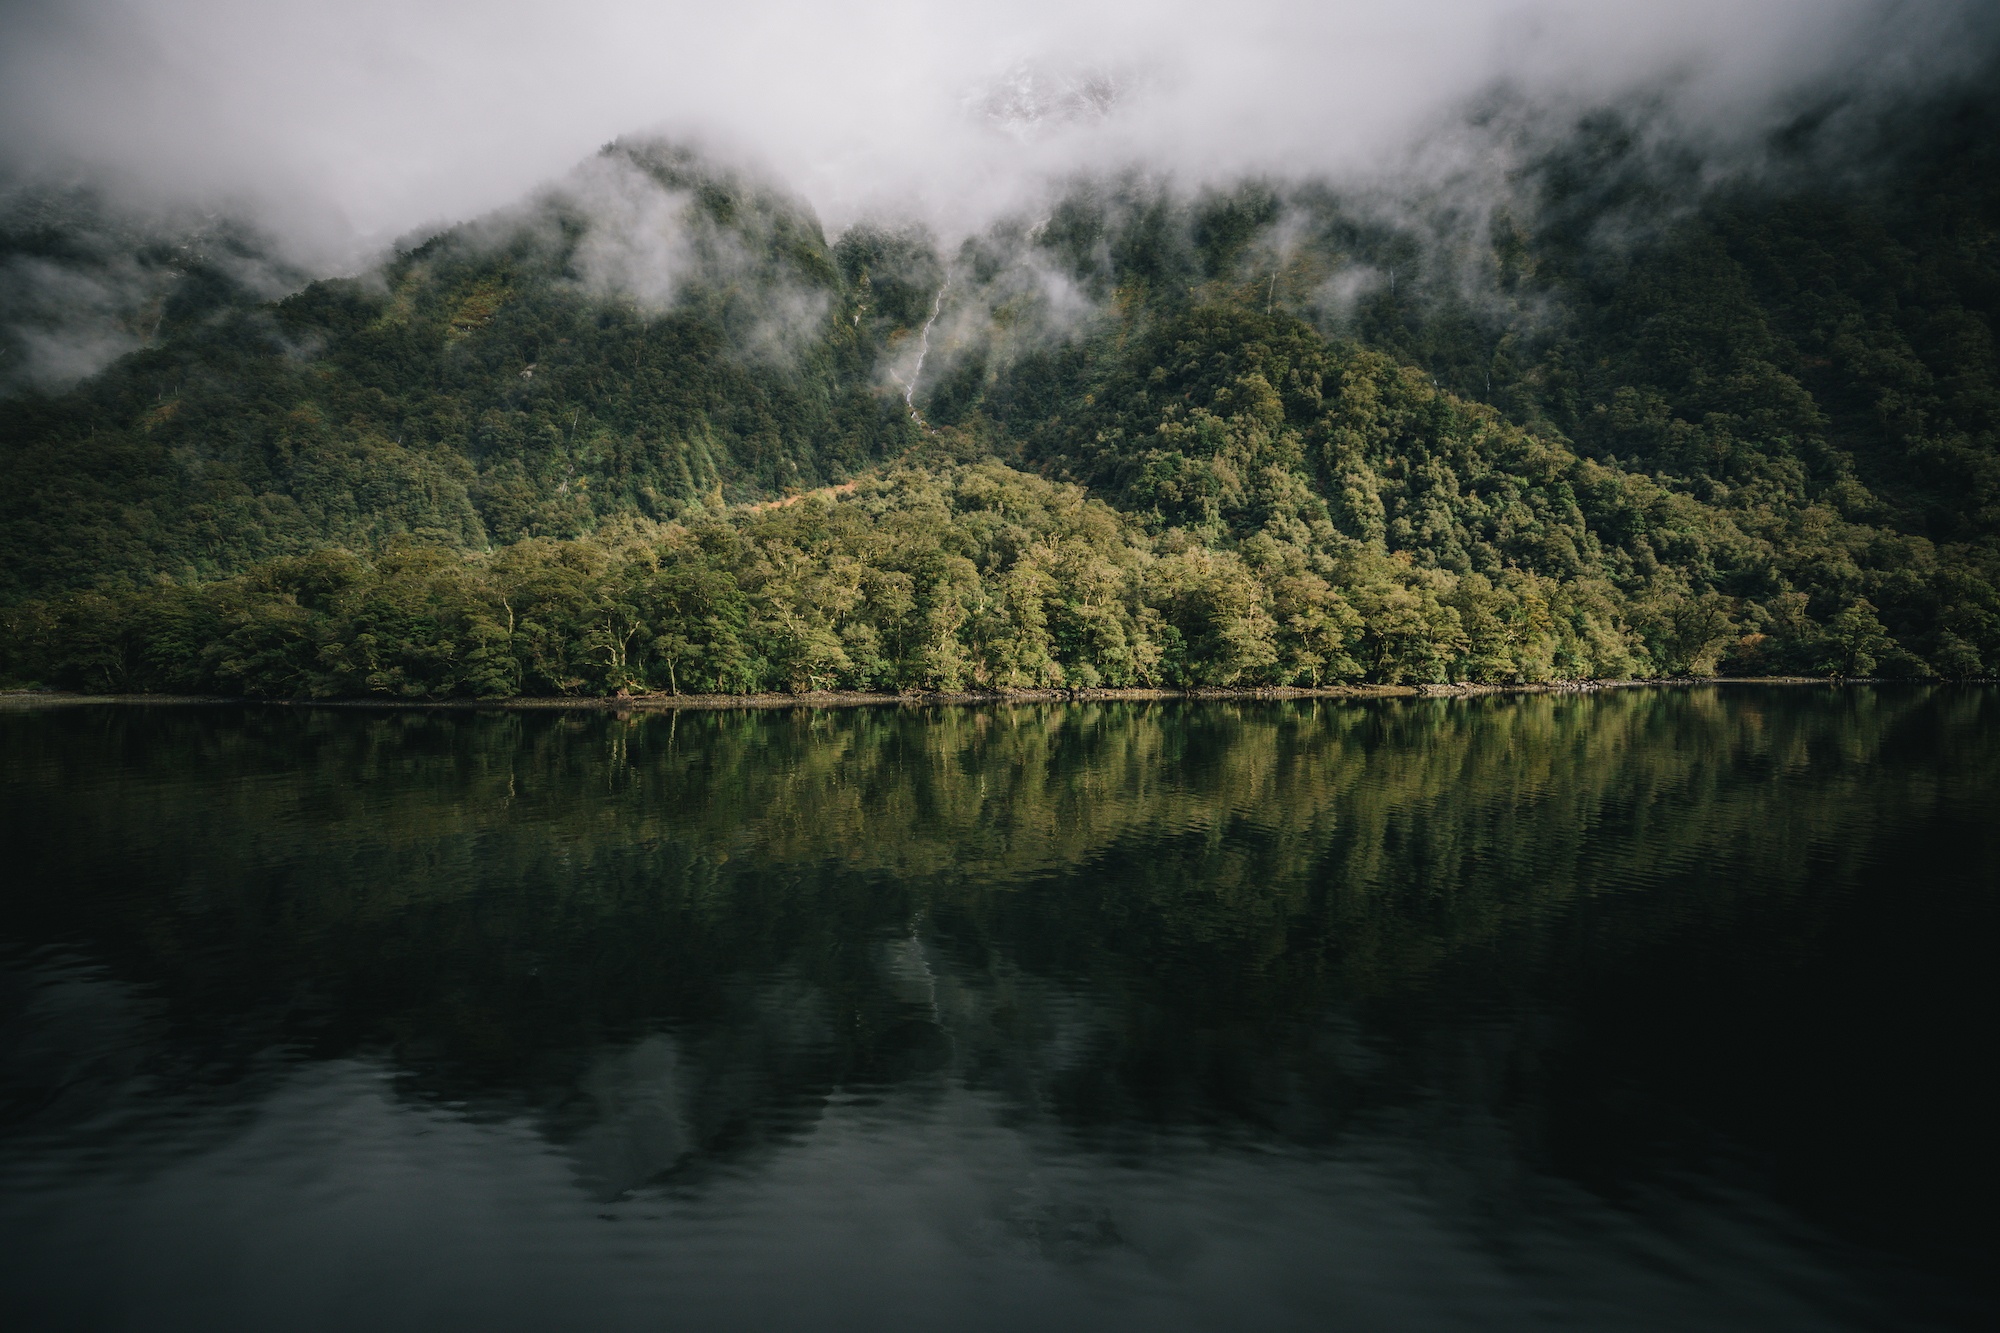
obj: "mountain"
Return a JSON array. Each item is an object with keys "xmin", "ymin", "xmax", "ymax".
[
  {"xmin": 0, "ymin": 142, "xmax": 930, "ymax": 599},
  {"xmin": 2, "ymin": 87, "xmax": 1996, "ymax": 696}
]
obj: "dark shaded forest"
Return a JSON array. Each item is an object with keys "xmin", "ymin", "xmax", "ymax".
[{"xmin": 2, "ymin": 86, "xmax": 1996, "ymax": 698}]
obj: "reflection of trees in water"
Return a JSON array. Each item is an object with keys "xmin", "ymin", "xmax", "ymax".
[{"xmin": 1, "ymin": 689, "xmax": 1993, "ymax": 1246}]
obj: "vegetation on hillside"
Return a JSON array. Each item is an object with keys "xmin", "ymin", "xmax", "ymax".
[{"xmin": 2, "ymin": 88, "xmax": 1996, "ymax": 696}]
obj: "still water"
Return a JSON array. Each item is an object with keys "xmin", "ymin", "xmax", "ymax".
[{"xmin": 0, "ymin": 687, "xmax": 1993, "ymax": 1331}]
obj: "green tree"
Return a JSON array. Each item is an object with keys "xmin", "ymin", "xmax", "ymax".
[{"xmin": 1821, "ymin": 598, "xmax": 1895, "ymax": 678}]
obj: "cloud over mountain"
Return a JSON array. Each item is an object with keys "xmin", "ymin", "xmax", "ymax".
[{"xmin": 3, "ymin": 0, "xmax": 1993, "ymax": 266}]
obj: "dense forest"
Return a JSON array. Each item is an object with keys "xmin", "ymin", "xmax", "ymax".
[{"xmin": 2, "ymin": 86, "xmax": 1996, "ymax": 697}]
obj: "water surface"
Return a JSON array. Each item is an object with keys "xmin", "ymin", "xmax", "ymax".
[{"xmin": 1, "ymin": 687, "xmax": 1993, "ymax": 1330}]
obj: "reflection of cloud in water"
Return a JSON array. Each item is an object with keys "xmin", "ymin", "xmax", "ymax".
[
  {"xmin": 571, "ymin": 1035, "xmax": 691, "ymax": 1200},
  {"xmin": 0, "ymin": 1049, "xmax": 1876, "ymax": 1332}
]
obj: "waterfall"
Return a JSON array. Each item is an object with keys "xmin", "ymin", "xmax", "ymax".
[{"xmin": 898, "ymin": 276, "xmax": 948, "ymax": 430}]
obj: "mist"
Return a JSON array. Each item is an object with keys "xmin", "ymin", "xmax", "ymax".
[{"xmin": 5, "ymin": 0, "xmax": 1994, "ymax": 264}]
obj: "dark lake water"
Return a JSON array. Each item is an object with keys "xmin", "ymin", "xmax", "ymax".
[{"xmin": 0, "ymin": 687, "xmax": 1993, "ymax": 1331}]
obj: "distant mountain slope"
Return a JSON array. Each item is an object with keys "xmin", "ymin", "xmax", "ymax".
[
  {"xmin": 0, "ymin": 141, "xmax": 925, "ymax": 602},
  {"xmin": 946, "ymin": 88, "xmax": 2000, "ymax": 675}
]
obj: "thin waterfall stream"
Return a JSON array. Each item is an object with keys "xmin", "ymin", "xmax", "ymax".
[{"xmin": 899, "ymin": 276, "xmax": 948, "ymax": 431}]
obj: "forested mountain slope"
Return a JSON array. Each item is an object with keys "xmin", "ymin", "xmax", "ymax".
[
  {"xmin": 2, "ymin": 90, "xmax": 1996, "ymax": 696},
  {"xmin": 0, "ymin": 141, "xmax": 923, "ymax": 602}
]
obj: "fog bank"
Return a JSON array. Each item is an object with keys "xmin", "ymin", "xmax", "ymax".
[{"xmin": 4, "ymin": 0, "xmax": 1994, "ymax": 266}]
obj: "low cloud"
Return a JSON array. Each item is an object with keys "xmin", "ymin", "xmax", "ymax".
[
  {"xmin": 525, "ymin": 142, "xmax": 835, "ymax": 362},
  {"xmin": 4, "ymin": 0, "xmax": 1994, "ymax": 265},
  {"xmin": 564, "ymin": 155, "xmax": 699, "ymax": 315},
  {"xmin": 0, "ymin": 252, "xmax": 150, "ymax": 388},
  {"xmin": 0, "ymin": 183, "xmax": 305, "ymax": 391},
  {"xmin": 0, "ymin": 0, "xmax": 1993, "ymax": 394}
]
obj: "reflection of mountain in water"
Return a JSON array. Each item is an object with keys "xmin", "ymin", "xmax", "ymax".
[{"xmin": 0, "ymin": 688, "xmax": 1995, "ymax": 1319}]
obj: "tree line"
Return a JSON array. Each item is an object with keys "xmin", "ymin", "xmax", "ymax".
[{"xmin": 2, "ymin": 452, "xmax": 1935, "ymax": 698}]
